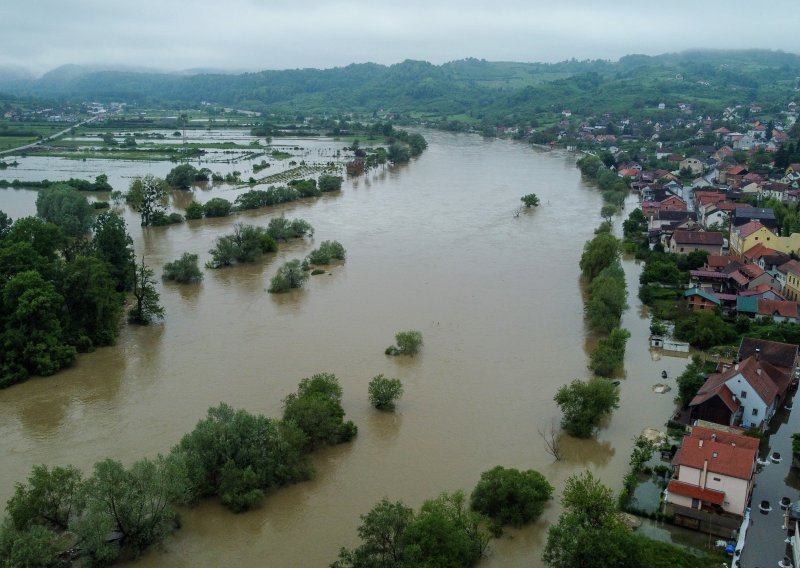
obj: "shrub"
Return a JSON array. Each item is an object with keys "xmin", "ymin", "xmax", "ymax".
[
  {"xmin": 269, "ymin": 259, "xmax": 309, "ymax": 293},
  {"xmin": 470, "ymin": 466, "xmax": 553, "ymax": 527},
  {"xmin": 306, "ymin": 240, "xmax": 346, "ymax": 265},
  {"xmin": 162, "ymin": 253, "xmax": 203, "ymax": 283},
  {"xmin": 589, "ymin": 327, "xmax": 631, "ymax": 376},
  {"xmin": 368, "ymin": 375, "xmax": 404, "ymax": 410},
  {"xmin": 202, "ymin": 197, "xmax": 232, "ymax": 218},
  {"xmin": 319, "ymin": 175, "xmax": 343, "ymax": 192},
  {"xmin": 185, "ymin": 201, "xmax": 203, "ymax": 220},
  {"xmin": 520, "ymin": 193, "xmax": 540, "ymax": 208},
  {"xmin": 267, "ymin": 217, "xmax": 313, "ymax": 241},
  {"xmin": 554, "ymin": 378, "xmax": 620, "ymax": 438},
  {"xmin": 386, "ymin": 330, "xmax": 423, "ymax": 356},
  {"xmin": 150, "ymin": 211, "xmax": 184, "ymax": 226},
  {"xmin": 208, "ymin": 224, "xmax": 277, "ymax": 268},
  {"xmin": 282, "ymin": 373, "xmax": 357, "ymax": 450}
]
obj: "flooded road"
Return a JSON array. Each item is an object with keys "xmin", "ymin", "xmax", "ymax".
[{"xmin": 0, "ymin": 131, "xmax": 683, "ymax": 566}]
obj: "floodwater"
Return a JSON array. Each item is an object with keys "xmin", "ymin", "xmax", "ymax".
[{"xmin": 0, "ymin": 131, "xmax": 686, "ymax": 566}]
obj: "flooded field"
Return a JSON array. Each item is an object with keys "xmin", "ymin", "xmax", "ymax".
[{"xmin": 0, "ymin": 130, "xmax": 684, "ymax": 566}]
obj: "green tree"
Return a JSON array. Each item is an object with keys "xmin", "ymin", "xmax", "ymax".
[
  {"xmin": 585, "ymin": 263, "xmax": 627, "ymax": 333},
  {"xmin": 386, "ymin": 330, "xmax": 423, "ymax": 356},
  {"xmin": 333, "ymin": 499, "xmax": 414, "ymax": 568},
  {"xmin": 676, "ymin": 355, "xmax": 706, "ymax": 405},
  {"xmin": 267, "ymin": 217, "xmax": 314, "ymax": 241},
  {"xmin": 128, "ymin": 175, "xmax": 166, "ymax": 226},
  {"xmin": 307, "ymin": 240, "xmax": 346, "ymax": 265},
  {"xmin": 72, "ymin": 456, "xmax": 189, "ymax": 561},
  {"xmin": 589, "ymin": 327, "xmax": 631, "ymax": 376},
  {"xmin": 7, "ymin": 465, "xmax": 84, "ymax": 531},
  {"xmin": 554, "ymin": 378, "xmax": 620, "ymax": 438},
  {"xmin": 269, "ymin": 259, "xmax": 309, "ymax": 293},
  {"xmin": 173, "ymin": 403, "xmax": 309, "ymax": 512},
  {"xmin": 521, "ymin": 193, "xmax": 540, "ymax": 208},
  {"xmin": 61, "ymin": 255, "xmax": 123, "ymax": 349},
  {"xmin": 388, "ymin": 142, "xmax": 411, "ymax": 163},
  {"xmin": 185, "ymin": 201, "xmax": 203, "ymax": 220},
  {"xmin": 92, "ymin": 211, "xmax": 134, "ymax": 291},
  {"xmin": 282, "ymin": 372, "xmax": 357, "ymax": 450},
  {"xmin": 166, "ymin": 164, "xmax": 203, "ymax": 189},
  {"xmin": 600, "ymin": 204, "xmax": 618, "ymax": 222},
  {"xmin": 469, "ymin": 466, "xmax": 553, "ymax": 527},
  {"xmin": 403, "ymin": 491, "xmax": 490, "ymax": 568},
  {"xmin": 35, "ymin": 185, "xmax": 94, "ymax": 238},
  {"xmin": 579, "ymin": 232, "xmax": 621, "ymax": 281},
  {"xmin": 674, "ymin": 310, "xmax": 735, "ymax": 349},
  {"xmin": 1, "ymin": 270, "xmax": 76, "ymax": 385},
  {"xmin": 543, "ymin": 471, "xmax": 640, "ymax": 568},
  {"xmin": 0, "ymin": 520, "xmax": 58, "ymax": 568},
  {"xmin": 368, "ymin": 375, "xmax": 404, "ymax": 410},
  {"xmin": 319, "ymin": 175, "xmax": 343, "ymax": 192},
  {"xmin": 202, "ymin": 197, "xmax": 232, "ymax": 218},
  {"xmin": 162, "ymin": 253, "xmax": 203, "ymax": 283},
  {"xmin": 128, "ymin": 258, "xmax": 164, "ymax": 325}
]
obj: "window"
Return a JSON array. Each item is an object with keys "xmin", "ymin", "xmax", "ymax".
[
  {"xmin": 752, "ymin": 408, "xmax": 758, "ymax": 416},
  {"xmin": 740, "ymin": 391, "xmax": 746, "ymax": 398}
]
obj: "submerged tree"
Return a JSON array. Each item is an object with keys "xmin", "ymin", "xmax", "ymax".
[
  {"xmin": 129, "ymin": 258, "xmax": 164, "ymax": 325},
  {"xmin": 127, "ymin": 175, "xmax": 167, "ymax": 227},
  {"xmin": 554, "ymin": 378, "xmax": 619, "ymax": 438}
]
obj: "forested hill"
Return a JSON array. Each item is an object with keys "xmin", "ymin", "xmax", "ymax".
[{"xmin": 2, "ymin": 50, "xmax": 800, "ymax": 121}]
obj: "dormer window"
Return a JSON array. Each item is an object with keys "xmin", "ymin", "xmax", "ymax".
[{"xmin": 740, "ymin": 391, "xmax": 746, "ymax": 398}]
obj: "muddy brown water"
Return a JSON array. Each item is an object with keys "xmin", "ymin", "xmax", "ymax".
[{"xmin": 0, "ymin": 131, "xmax": 687, "ymax": 566}]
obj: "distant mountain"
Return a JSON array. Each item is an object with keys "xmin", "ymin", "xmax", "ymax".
[{"xmin": 4, "ymin": 50, "xmax": 800, "ymax": 121}]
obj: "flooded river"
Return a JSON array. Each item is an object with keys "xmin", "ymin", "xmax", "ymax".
[{"xmin": 0, "ymin": 131, "xmax": 686, "ymax": 566}]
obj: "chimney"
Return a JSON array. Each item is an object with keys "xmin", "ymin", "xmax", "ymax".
[
  {"xmin": 735, "ymin": 363, "xmax": 739, "ymax": 371},
  {"xmin": 699, "ymin": 438, "xmax": 704, "ymax": 447},
  {"xmin": 757, "ymin": 368, "xmax": 762, "ymax": 376},
  {"xmin": 756, "ymin": 348, "xmax": 761, "ymax": 361}
]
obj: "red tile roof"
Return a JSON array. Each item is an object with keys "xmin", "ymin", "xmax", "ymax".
[
  {"xmin": 735, "ymin": 220, "xmax": 771, "ymax": 239},
  {"xmin": 706, "ymin": 255, "xmax": 734, "ymax": 269},
  {"xmin": 757, "ymin": 299, "xmax": 798, "ymax": 318},
  {"xmin": 779, "ymin": 260, "xmax": 800, "ymax": 276},
  {"xmin": 743, "ymin": 243, "xmax": 777, "ymax": 261},
  {"xmin": 739, "ymin": 264, "xmax": 765, "ymax": 279},
  {"xmin": 672, "ymin": 230, "xmax": 724, "ymax": 246},
  {"xmin": 667, "ymin": 480, "xmax": 725, "ymax": 505},
  {"xmin": 672, "ymin": 426, "xmax": 758, "ymax": 480}
]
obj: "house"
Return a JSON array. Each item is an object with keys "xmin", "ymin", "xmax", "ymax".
[
  {"xmin": 779, "ymin": 260, "xmax": 800, "ymax": 301},
  {"xmin": 688, "ymin": 354, "xmax": 792, "ymax": 430},
  {"xmin": 738, "ymin": 337, "xmax": 799, "ymax": 375},
  {"xmin": 756, "ymin": 298, "xmax": 799, "ymax": 323},
  {"xmin": 684, "ymin": 288, "xmax": 721, "ymax": 312},
  {"xmin": 669, "ymin": 230, "xmax": 724, "ymax": 255},
  {"xmin": 667, "ymin": 425, "xmax": 757, "ymax": 518},
  {"xmin": 731, "ymin": 207, "xmax": 778, "ymax": 231},
  {"xmin": 642, "ymin": 194, "xmax": 687, "ymax": 217},
  {"xmin": 680, "ymin": 158, "xmax": 704, "ymax": 176},
  {"xmin": 729, "ymin": 221, "xmax": 777, "ymax": 258}
]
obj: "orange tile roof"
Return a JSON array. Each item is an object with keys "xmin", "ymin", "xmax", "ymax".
[
  {"xmin": 668, "ymin": 480, "xmax": 725, "ymax": 505},
  {"xmin": 758, "ymin": 299, "xmax": 798, "ymax": 318},
  {"xmin": 673, "ymin": 426, "xmax": 758, "ymax": 480}
]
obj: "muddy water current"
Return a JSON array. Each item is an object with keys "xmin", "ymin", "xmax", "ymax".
[{"xmin": 0, "ymin": 131, "xmax": 687, "ymax": 566}]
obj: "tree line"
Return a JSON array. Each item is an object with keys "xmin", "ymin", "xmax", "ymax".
[{"xmin": 0, "ymin": 373, "xmax": 357, "ymax": 565}]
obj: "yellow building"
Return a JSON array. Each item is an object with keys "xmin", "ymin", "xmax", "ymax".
[
  {"xmin": 730, "ymin": 221, "xmax": 778, "ymax": 258},
  {"xmin": 781, "ymin": 260, "xmax": 800, "ymax": 302}
]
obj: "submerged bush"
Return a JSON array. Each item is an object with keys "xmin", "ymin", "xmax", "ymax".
[{"xmin": 162, "ymin": 253, "xmax": 203, "ymax": 283}]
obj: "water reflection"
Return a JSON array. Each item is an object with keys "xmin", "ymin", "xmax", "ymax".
[{"xmin": 559, "ymin": 435, "xmax": 616, "ymax": 467}]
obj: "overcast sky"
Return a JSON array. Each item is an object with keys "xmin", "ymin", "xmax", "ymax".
[{"xmin": 4, "ymin": 0, "xmax": 800, "ymax": 76}]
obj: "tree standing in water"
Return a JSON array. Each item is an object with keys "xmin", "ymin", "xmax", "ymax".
[{"xmin": 129, "ymin": 257, "xmax": 164, "ymax": 325}]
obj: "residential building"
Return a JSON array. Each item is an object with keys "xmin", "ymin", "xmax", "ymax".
[
  {"xmin": 667, "ymin": 425, "xmax": 758, "ymax": 517},
  {"xmin": 780, "ymin": 260, "xmax": 800, "ymax": 301},
  {"xmin": 669, "ymin": 230, "xmax": 724, "ymax": 255},
  {"xmin": 729, "ymin": 221, "xmax": 777, "ymax": 258}
]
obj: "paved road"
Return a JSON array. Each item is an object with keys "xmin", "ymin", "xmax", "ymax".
[
  {"xmin": 0, "ymin": 116, "xmax": 97, "ymax": 157},
  {"xmin": 739, "ymin": 396, "xmax": 800, "ymax": 567}
]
